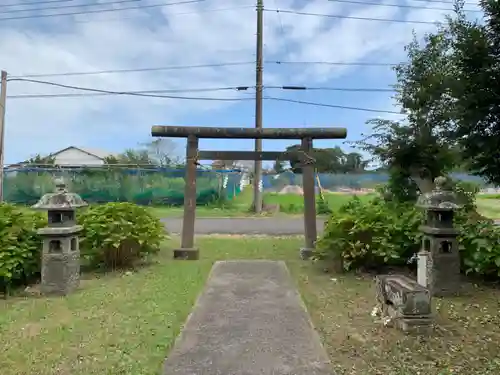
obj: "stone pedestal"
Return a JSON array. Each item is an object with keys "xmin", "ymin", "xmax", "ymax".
[
  {"xmin": 416, "ymin": 177, "xmax": 462, "ymax": 297},
  {"xmin": 299, "ymin": 247, "xmax": 314, "ymax": 260},
  {"xmin": 418, "ymin": 238, "xmax": 461, "ymax": 297},
  {"xmin": 41, "ymin": 245, "xmax": 80, "ymax": 296},
  {"xmin": 32, "ymin": 178, "xmax": 88, "ymax": 297},
  {"xmin": 174, "ymin": 248, "xmax": 200, "ymax": 260},
  {"xmin": 376, "ymin": 275, "xmax": 433, "ymax": 334}
]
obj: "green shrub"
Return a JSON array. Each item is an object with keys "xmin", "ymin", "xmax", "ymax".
[
  {"xmin": 205, "ymin": 192, "xmax": 235, "ymax": 209},
  {"xmin": 0, "ymin": 204, "xmax": 46, "ymax": 291},
  {"xmin": 480, "ymin": 193, "xmax": 500, "ymax": 200},
  {"xmin": 79, "ymin": 203, "xmax": 168, "ymax": 269},
  {"xmin": 316, "ymin": 195, "xmax": 332, "ymax": 215},
  {"xmin": 279, "ymin": 203, "xmax": 303, "ymax": 214},
  {"xmin": 379, "ymin": 168, "xmax": 419, "ymax": 203},
  {"xmin": 316, "ymin": 197, "xmax": 422, "ymax": 270},
  {"xmin": 316, "ymin": 197, "xmax": 500, "ymax": 278},
  {"xmin": 456, "ymin": 214, "xmax": 500, "ymax": 277},
  {"xmin": 453, "ymin": 180, "xmax": 480, "ymax": 212}
]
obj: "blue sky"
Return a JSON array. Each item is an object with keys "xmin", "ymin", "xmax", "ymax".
[{"xmin": 0, "ymin": 0, "xmax": 482, "ymax": 165}]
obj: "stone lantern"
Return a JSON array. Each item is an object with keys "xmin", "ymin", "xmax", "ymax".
[
  {"xmin": 32, "ymin": 178, "xmax": 88, "ymax": 296},
  {"xmin": 416, "ymin": 176, "xmax": 462, "ymax": 297}
]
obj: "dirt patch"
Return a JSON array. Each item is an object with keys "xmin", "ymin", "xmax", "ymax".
[
  {"xmin": 197, "ymin": 234, "xmax": 303, "ymax": 239},
  {"xmin": 277, "ymin": 185, "xmax": 376, "ymax": 195},
  {"xmin": 329, "ymin": 188, "xmax": 375, "ymax": 195},
  {"xmin": 291, "ymin": 264, "xmax": 500, "ymax": 375},
  {"xmin": 278, "ymin": 185, "xmax": 304, "ymax": 195}
]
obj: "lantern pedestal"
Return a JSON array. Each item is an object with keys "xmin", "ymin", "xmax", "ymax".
[
  {"xmin": 32, "ymin": 178, "xmax": 88, "ymax": 297},
  {"xmin": 173, "ymin": 248, "xmax": 199, "ymax": 260},
  {"xmin": 39, "ymin": 226, "xmax": 83, "ymax": 296},
  {"xmin": 416, "ymin": 177, "xmax": 462, "ymax": 297},
  {"xmin": 299, "ymin": 247, "xmax": 314, "ymax": 260}
]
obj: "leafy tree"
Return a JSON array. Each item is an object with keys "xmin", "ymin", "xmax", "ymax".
[
  {"xmin": 356, "ymin": 19, "xmax": 460, "ymax": 200},
  {"xmin": 357, "ymin": 118, "xmax": 456, "ymax": 199},
  {"xmin": 285, "ymin": 144, "xmax": 367, "ymax": 174},
  {"xmin": 211, "ymin": 159, "xmax": 235, "ymax": 170},
  {"xmin": 273, "ymin": 159, "xmax": 285, "ymax": 174},
  {"xmin": 141, "ymin": 139, "xmax": 180, "ymax": 166},
  {"xmin": 104, "ymin": 149, "xmax": 154, "ymax": 166},
  {"xmin": 286, "ymin": 144, "xmax": 305, "ymax": 173},
  {"xmin": 376, "ymin": 0, "xmax": 500, "ymax": 189},
  {"xmin": 342, "ymin": 152, "xmax": 367, "ymax": 173},
  {"xmin": 25, "ymin": 153, "xmax": 56, "ymax": 166},
  {"xmin": 105, "ymin": 139, "xmax": 182, "ymax": 168},
  {"xmin": 448, "ymin": 0, "xmax": 500, "ymax": 184}
]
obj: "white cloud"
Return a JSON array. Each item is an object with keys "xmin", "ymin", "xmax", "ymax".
[{"xmin": 0, "ymin": 0, "xmax": 480, "ymax": 163}]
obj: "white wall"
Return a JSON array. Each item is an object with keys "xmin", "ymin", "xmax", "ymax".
[{"xmin": 54, "ymin": 148, "xmax": 105, "ymax": 166}]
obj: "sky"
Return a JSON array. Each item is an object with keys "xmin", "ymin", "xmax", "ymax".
[{"xmin": 0, "ymin": 0, "xmax": 483, "ymax": 165}]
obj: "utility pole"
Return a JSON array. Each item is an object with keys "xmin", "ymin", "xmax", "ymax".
[
  {"xmin": 0, "ymin": 71, "xmax": 7, "ymax": 202},
  {"xmin": 253, "ymin": 0, "xmax": 264, "ymax": 213}
]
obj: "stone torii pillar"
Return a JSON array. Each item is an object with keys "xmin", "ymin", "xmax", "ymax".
[
  {"xmin": 299, "ymin": 137, "xmax": 317, "ymax": 259},
  {"xmin": 151, "ymin": 125, "xmax": 347, "ymax": 260}
]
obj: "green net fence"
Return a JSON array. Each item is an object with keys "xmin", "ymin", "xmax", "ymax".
[
  {"xmin": 3, "ymin": 167, "xmax": 244, "ymax": 206},
  {"xmin": 261, "ymin": 171, "xmax": 491, "ymax": 191}
]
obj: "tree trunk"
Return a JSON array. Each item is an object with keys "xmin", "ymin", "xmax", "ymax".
[{"xmin": 410, "ymin": 174, "xmax": 435, "ymax": 193}]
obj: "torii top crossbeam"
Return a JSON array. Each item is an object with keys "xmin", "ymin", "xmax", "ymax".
[
  {"xmin": 151, "ymin": 125, "xmax": 347, "ymax": 139},
  {"xmin": 150, "ymin": 123, "xmax": 347, "ymax": 265}
]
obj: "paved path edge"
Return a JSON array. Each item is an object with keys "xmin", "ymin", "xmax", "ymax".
[{"xmin": 163, "ymin": 260, "xmax": 332, "ymax": 375}]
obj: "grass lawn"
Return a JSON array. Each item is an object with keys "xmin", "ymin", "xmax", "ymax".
[
  {"xmin": 476, "ymin": 196, "xmax": 500, "ymax": 219},
  {"xmin": 149, "ymin": 190, "xmax": 500, "ymax": 220},
  {"xmin": 264, "ymin": 191, "xmax": 374, "ymax": 213},
  {"xmin": 297, "ymin": 265, "xmax": 500, "ymax": 374},
  {"xmin": 149, "ymin": 191, "xmax": 375, "ymax": 218},
  {"xmin": 149, "ymin": 187, "xmax": 256, "ymax": 218},
  {"xmin": 2, "ymin": 236, "xmax": 500, "ymax": 374}
]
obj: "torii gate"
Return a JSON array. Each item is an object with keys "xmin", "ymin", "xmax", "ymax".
[{"xmin": 151, "ymin": 125, "xmax": 347, "ymax": 260}]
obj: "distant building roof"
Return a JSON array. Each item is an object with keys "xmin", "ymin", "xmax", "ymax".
[
  {"xmin": 51, "ymin": 146, "xmax": 115, "ymax": 160},
  {"xmin": 7, "ymin": 146, "xmax": 116, "ymax": 168}
]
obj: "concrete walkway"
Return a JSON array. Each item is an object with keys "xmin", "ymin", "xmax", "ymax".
[
  {"xmin": 163, "ymin": 261, "xmax": 332, "ymax": 375},
  {"xmin": 161, "ymin": 217, "xmax": 326, "ymax": 235}
]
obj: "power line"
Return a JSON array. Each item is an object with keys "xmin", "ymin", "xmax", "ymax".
[
  {"xmin": 265, "ymin": 8, "xmax": 445, "ymax": 25},
  {"xmin": 264, "ymin": 96, "xmax": 400, "ymax": 114},
  {"xmin": 73, "ymin": 4, "xmax": 255, "ymax": 24},
  {"xmin": 5, "ymin": 77, "xmax": 401, "ymax": 114},
  {"xmin": 0, "ymin": 0, "xmax": 141, "ymax": 15},
  {"xmin": 1, "ymin": 1, "xmax": 468, "ymax": 23},
  {"xmin": 8, "ymin": 86, "xmax": 252, "ymax": 99},
  {"xmin": 273, "ymin": 60, "xmax": 399, "ymax": 67},
  {"xmin": 4, "ymin": 78, "xmax": 400, "ymax": 114},
  {"xmin": 7, "ymin": 78, "xmax": 253, "ymax": 101},
  {"xmin": 266, "ymin": 85, "xmax": 394, "ymax": 92},
  {"xmin": 0, "ymin": 0, "xmax": 74, "ymax": 8},
  {"xmin": 328, "ymin": 0, "xmax": 479, "ymax": 5},
  {"xmin": 327, "ymin": 0, "xmax": 481, "ymax": 13},
  {"xmin": 380, "ymin": 0, "xmax": 475, "ymax": 5},
  {"xmin": 9, "ymin": 60, "xmax": 400, "ymax": 78},
  {"xmin": 0, "ymin": 0, "xmax": 204, "ymax": 21},
  {"xmin": 6, "ymin": 84, "xmax": 396, "ymax": 97},
  {"xmin": 8, "ymin": 62, "xmax": 255, "ymax": 78}
]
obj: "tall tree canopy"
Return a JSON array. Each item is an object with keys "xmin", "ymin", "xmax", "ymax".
[
  {"xmin": 285, "ymin": 144, "xmax": 367, "ymax": 174},
  {"xmin": 105, "ymin": 139, "xmax": 181, "ymax": 167},
  {"xmin": 356, "ymin": 29, "xmax": 457, "ymax": 197},
  {"xmin": 356, "ymin": 0, "xmax": 500, "ymax": 200},
  {"xmin": 450, "ymin": 0, "xmax": 500, "ymax": 184},
  {"xmin": 25, "ymin": 154, "xmax": 56, "ymax": 166}
]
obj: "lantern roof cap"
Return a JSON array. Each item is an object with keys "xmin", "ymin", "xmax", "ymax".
[
  {"xmin": 416, "ymin": 176, "xmax": 462, "ymax": 210},
  {"xmin": 31, "ymin": 178, "xmax": 88, "ymax": 211}
]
